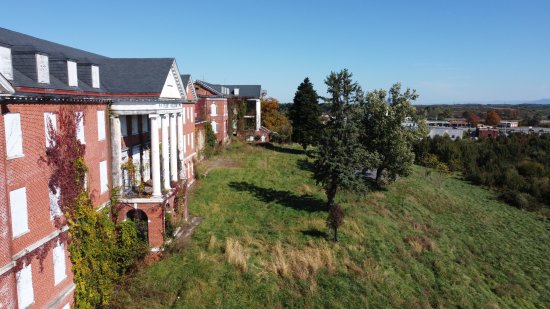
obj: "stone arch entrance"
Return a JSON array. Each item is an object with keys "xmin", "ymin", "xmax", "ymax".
[{"xmin": 126, "ymin": 209, "xmax": 149, "ymax": 242}]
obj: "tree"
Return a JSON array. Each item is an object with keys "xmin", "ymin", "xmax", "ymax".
[
  {"xmin": 326, "ymin": 204, "xmax": 344, "ymax": 242},
  {"xmin": 288, "ymin": 77, "xmax": 322, "ymax": 150},
  {"xmin": 361, "ymin": 83, "xmax": 418, "ymax": 185},
  {"xmin": 466, "ymin": 112, "xmax": 481, "ymax": 126},
  {"xmin": 485, "ymin": 110, "xmax": 501, "ymax": 126},
  {"xmin": 313, "ymin": 69, "xmax": 371, "ymax": 208},
  {"xmin": 261, "ymin": 97, "xmax": 293, "ymax": 142}
]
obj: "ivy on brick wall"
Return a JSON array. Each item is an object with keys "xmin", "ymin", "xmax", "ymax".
[{"xmin": 44, "ymin": 107, "xmax": 146, "ymax": 308}]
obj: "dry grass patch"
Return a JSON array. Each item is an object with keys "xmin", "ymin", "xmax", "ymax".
[
  {"xmin": 225, "ymin": 238, "xmax": 249, "ymax": 272},
  {"xmin": 405, "ymin": 235, "xmax": 437, "ymax": 253},
  {"xmin": 267, "ymin": 241, "xmax": 334, "ymax": 280},
  {"xmin": 295, "ymin": 183, "xmax": 314, "ymax": 194}
]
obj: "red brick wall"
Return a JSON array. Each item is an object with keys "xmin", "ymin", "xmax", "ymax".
[
  {"xmin": 116, "ymin": 199, "xmax": 170, "ymax": 249},
  {"xmin": 0, "ymin": 101, "xmax": 108, "ymax": 308}
]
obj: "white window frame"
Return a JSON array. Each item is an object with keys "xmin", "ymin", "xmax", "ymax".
[
  {"xmin": 49, "ymin": 186, "xmax": 62, "ymax": 219},
  {"xmin": 91, "ymin": 65, "xmax": 100, "ymax": 88},
  {"xmin": 10, "ymin": 187, "xmax": 29, "ymax": 238},
  {"xmin": 211, "ymin": 103, "xmax": 217, "ymax": 116},
  {"xmin": 0, "ymin": 45, "xmax": 13, "ymax": 80},
  {"xmin": 67, "ymin": 60, "xmax": 78, "ymax": 87},
  {"xmin": 36, "ymin": 53, "xmax": 50, "ymax": 84},
  {"xmin": 53, "ymin": 241, "xmax": 67, "ymax": 285},
  {"xmin": 16, "ymin": 263, "xmax": 34, "ymax": 308},
  {"xmin": 76, "ymin": 112, "xmax": 85, "ymax": 144},
  {"xmin": 100, "ymin": 160, "xmax": 108, "ymax": 194},
  {"xmin": 44, "ymin": 112, "xmax": 57, "ymax": 148},
  {"xmin": 4, "ymin": 113, "xmax": 24, "ymax": 159},
  {"xmin": 97, "ymin": 110, "xmax": 106, "ymax": 141}
]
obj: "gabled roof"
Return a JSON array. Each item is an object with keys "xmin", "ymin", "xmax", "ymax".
[
  {"xmin": 194, "ymin": 80, "xmax": 222, "ymax": 96},
  {"xmin": 0, "ymin": 27, "xmax": 180, "ymax": 97},
  {"xmin": 180, "ymin": 74, "xmax": 197, "ymax": 101},
  {"xmin": 195, "ymin": 80, "xmax": 262, "ymax": 98}
]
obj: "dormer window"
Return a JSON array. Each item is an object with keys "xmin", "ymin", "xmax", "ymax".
[
  {"xmin": 0, "ymin": 46, "xmax": 13, "ymax": 80},
  {"xmin": 67, "ymin": 60, "xmax": 78, "ymax": 87},
  {"xmin": 234, "ymin": 88, "xmax": 239, "ymax": 96},
  {"xmin": 91, "ymin": 65, "xmax": 100, "ymax": 88},
  {"xmin": 36, "ymin": 53, "xmax": 49, "ymax": 84}
]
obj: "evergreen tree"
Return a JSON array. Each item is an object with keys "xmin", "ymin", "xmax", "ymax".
[
  {"xmin": 289, "ymin": 77, "xmax": 322, "ymax": 150},
  {"xmin": 361, "ymin": 83, "xmax": 419, "ymax": 185},
  {"xmin": 313, "ymin": 70, "xmax": 372, "ymax": 207}
]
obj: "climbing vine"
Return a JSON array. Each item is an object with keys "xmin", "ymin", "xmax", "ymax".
[{"xmin": 42, "ymin": 107, "xmax": 146, "ymax": 308}]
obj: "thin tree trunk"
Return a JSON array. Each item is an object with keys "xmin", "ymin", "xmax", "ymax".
[
  {"xmin": 326, "ymin": 184, "xmax": 337, "ymax": 208},
  {"xmin": 375, "ymin": 166, "xmax": 385, "ymax": 184},
  {"xmin": 333, "ymin": 227, "xmax": 338, "ymax": 242}
]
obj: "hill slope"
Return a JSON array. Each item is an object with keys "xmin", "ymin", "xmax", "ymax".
[{"xmin": 113, "ymin": 142, "xmax": 549, "ymax": 308}]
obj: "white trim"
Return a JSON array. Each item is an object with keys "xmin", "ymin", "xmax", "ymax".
[
  {"xmin": 0, "ymin": 261, "xmax": 15, "ymax": 276},
  {"xmin": 13, "ymin": 226, "xmax": 69, "ymax": 261},
  {"xmin": 45, "ymin": 283, "xmax": 75, "ymax": 309},
  {"xmin": 0, "ymin": 71, "xmax": 15, "ymax": 95}
]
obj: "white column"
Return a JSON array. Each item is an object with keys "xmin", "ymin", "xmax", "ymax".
[
  {"xmin": 169, "ymin": 113, "xmax": 178, "ymax": 182},
  {"xmin": 149, "ymin": 114, "xmax": 161, "ymax": 197},
  {"xmin": 110, "ymin": 115, "xmax": 122, "ymax": 188},
  {"xmin": 177, "ymin": 112, "xmax": 185, "ymax": 180},
  {"xmin": 161, "ymin": 114, "xmax": 170, "ymax": 191}
]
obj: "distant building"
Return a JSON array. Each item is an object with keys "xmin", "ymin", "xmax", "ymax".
[
  {"xmin": 477, "ymin": 127, "xmax": 500, "ymax": 138},
  {"xmin": 428, "ymin": 127, "xmax": 467, "ymax": 140},
  {"xmin": 498, "ymin": 120, "xmax": 519, "ymax": 128}
]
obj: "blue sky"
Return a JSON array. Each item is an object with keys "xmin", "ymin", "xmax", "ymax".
[{"xmin": 3, "ymin": 0, "xmax": 549, "ymax": 103}]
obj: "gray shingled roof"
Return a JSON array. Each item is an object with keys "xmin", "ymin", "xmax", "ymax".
[
  {"xmin": 0, "ymin": 27, "xmax": 174, "ymax": 95},
  {"xmin": 180, "ymin": 74, "xmax": 191, "ymax": 87},
  {"xmin": 197, "ymin": 80, "xmax": 262, "ymax": 98}
]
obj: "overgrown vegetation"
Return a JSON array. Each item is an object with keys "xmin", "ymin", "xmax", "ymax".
[
  {"xmin": 113, "ymin": 141, "xmax": 550, "ymax": 308},
  {"xmin": 44, "ymin": 108, "xmax": 146, "ymax": 308},
  {"xmin": 414, "ymin": 134, "xmax": 550, "ymax": 216}
]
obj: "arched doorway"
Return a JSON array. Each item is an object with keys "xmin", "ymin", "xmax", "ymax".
[{"xmin": 126, "ymin": 209, "xmax": 148, "ymax": 242}]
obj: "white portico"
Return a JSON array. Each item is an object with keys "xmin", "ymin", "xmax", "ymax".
[{"xmin": 110, "ymin": 100, "xmax": 187, "ymax": 197}]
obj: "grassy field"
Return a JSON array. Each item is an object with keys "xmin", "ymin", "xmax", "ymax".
[{"xmin": 113, "ymin": 142, "xmax": 549, "ymax": 308}]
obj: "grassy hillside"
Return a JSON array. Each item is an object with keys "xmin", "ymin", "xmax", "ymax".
[{"xmin": 113, "ymin": 142, "xmax": 549, "ymax": 308}]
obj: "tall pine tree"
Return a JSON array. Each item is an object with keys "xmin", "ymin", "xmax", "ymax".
[
  {"xmin": 313, "ymin": 70, "xmax": 373, "ymax": 207},
  {"xmin": 289, "ymin": 77, "xmax": 322, "ymax": 150}
]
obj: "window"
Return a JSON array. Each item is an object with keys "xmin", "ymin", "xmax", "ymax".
[
  {"xmin": 100, "ymin": 160, "xmax": 108, "ymax": 194},
  {"xmin": 53, "ymin": 242, "xmax": 67, "ymax": 285},
  {"xmin": 4, "ymin": 113, "xmax": 23, "ymax": 158},
  {"xmin": 76, "ymin": 112, "xmax": 85, "ymax": 144},
  {"xmin": 210, "ymin": 103, "xmax": 217, "ymax": 116},
  {"xmin": 141, "ymin": 115, "xmax": 149, "ymax": 132},
  {"xmin": 142, "ymin": 146, "xmax": 150, "ymax": 182},
  {"xmin": 97, "ymin": 110, "xmax": 105, "ymax": 141},
  {"xmin": 16, "ymin": 264, "xmax": 34, "ymax": 308},
  {"xmin": 131, "ymin": 115, "xmax": 138, "ymax": 135},
  {"xmin": 36, "ymin": 53, "xmax": 50, "ymax": 84},
  {"xmin": 91, "ymin": 65, "xmax": 100, "ymax": 88},
  {"xmin": 44, "ymin": 112, "xmax": 57, "ymax": 148},
  {"xmin": 67, "ymin": 60, "xmax": 78, "ymax": 87},
  {"xmin": 182, "ymin": 108, "xmax": 186, "ymax": 124},
  {"xmin": 120, "ymin": 116, "xmax": 128, "ymax": 137},
  {"xmin": 131, "ymin": 146, "xmax": 141, "ymax": 184},
  {"xmin": 183, "ymin": 135, "xmax": 186, "ymax": 153},
  {"xmin": 191, "ymin": 134, "xmax": 194, "ymax": 149},
  {"xmin": 10, "ymin": 187, "xmax": 29, "ymax": 238},
  {"xmin": 234, "ymin": 88, "xmax": 239, "ymax": 96},
  {"xmin": 211, "ymin": 121, "xmax": 217, "ymax": 133},
  {"xmin": 49, "ymin": 186, "xmax": 61, "ymax": 219},
  {"xmin": 62, "ymin": 304, "xmax": 70, "ymax": 309},
  {"xmin": 0, "ymin": 45, "xmax": 13, "ymax": 80}
]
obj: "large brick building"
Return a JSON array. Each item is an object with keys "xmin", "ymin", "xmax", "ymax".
[{"xmin": 0, "ymin": 27, "xmax": 195, "ymax": 308}]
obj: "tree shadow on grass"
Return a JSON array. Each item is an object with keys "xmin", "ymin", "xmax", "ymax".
[
  {"xmin": 257, "ymin": 143, "xmax": 305, "ymax": 155},
  {"xmin": 297, "ymin": 158, "xmax": 314, "ymax": 172},
  {"xmin": 301, "ymin": 228, "xmax": 328, "ymax": 239},
  {"xmin": 228, "ymin": 181, "xmax": 326, "ymax": 213}
]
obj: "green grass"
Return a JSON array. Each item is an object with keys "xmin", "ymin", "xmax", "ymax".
[{"xmin": 113, "ymin": 142, "xmax": 550, "ymax": 308}]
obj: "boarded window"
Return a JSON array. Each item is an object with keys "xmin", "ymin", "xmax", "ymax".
[
  {"xmin": 44, "ymin": 112, "xmax": 57, "ymax": 148},
  {"xmin": 183, "ymin": 108, "xmax": 186, "ymax": 124},
  {"xmin": 191, "ymin": 134, "xmax": 194, "ymax": 149},
  {"xmin": 36, "ymin": 53, "xmax": 50, "ymax": 84},
  {"xmin": 183, "ymin": 135, "xmax": 187, "ymax": 153},
  {"xmin": 142, "ymin": 146, "xmax": 150, "ymax": 182},
  {"xmin": 120, "ymin": 116, "xmax": 128, "ymax": 137},
  {"xmin": 211, "ymin": 121, "xmax": 217, "ymax": 133},
  {"xmin": 97, "ymin": 110, "xmax": 106, "ymax": 141},
  {"xmin": 91, "ymin": 65, "xmax": 100, "ymax": 88},
  {"xmin": 4, "ymin": 113, "xmax": 23, "ymax": 158},
  {"xmin": 211, "ymin": 103, "xmax": 217, "ymax": 116},
  {"xmin": 76, "ymin": 112, "xmax": 85, "ymax": 144},
  {"xmin": 49, "ymin": 186, "xmax": 61, "ymax": 219},
  {"xmin": 67, "ymin": 60, "xmax": 78, "ymax": 86},
  {"xmin": 142, "ymin": 115, "xmax": 149, "ymax": 132},
  {"xmin": 0, "ymin": 45, "xmax": 13, "ymax": 80},
  {"xmin": 10, "ymin": 187, "xmax": 29, "ymax": 238},
  {"xmin": 100, "ymin": 160, "xmax": 108, "ymax": 194},
  {"xmin": 131, "ymin": 115, "xmax": 138, "ymax": 135},
  {"xmin": 62, "ymin": 303, "xmax": 70, "ymax": 309},
  {"xmin": 132, "ymin": 146, "xmax": 141, "ymax": 184},
  {"xmin": 16, "ymin": 264, "xmax": 34, "ymax": 308},
  {"xmin": 53, "ymin": 242, "xmax": 67, "ymax": 285}
]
